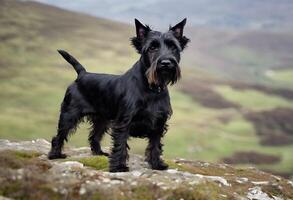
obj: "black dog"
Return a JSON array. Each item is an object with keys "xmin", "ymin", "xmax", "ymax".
[{"xmin": 48, "ymin": 18, "xmax": 190, "ymax": 172}]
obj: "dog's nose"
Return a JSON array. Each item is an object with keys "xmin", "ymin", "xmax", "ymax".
[{"xmin": 160, "ymin": 59, "xmax": 172, "ymax": 67}]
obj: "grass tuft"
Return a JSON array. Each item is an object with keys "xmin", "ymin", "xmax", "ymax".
[{"xmin": 71, "ymin": 156, "xmax": 109, "ymax": 171}]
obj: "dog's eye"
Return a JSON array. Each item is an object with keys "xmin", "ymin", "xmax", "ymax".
[
  {"xmin": 149, "ymin": 46, "xmax": 158, "ymax": 51},
  {"xmin": 169, "ymin": 43, "xmax": 177, "ymax": 51},
  {"xmin": 149, "ymin": 42, "xmax": 159, "ymax": 52}
]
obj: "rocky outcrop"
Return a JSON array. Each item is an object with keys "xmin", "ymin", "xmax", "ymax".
[{"xmin": 0, "ymin": 139, "xmax": 292, "ymax": 200}]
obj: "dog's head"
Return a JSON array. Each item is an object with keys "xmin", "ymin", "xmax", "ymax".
[{"xmin": 131, "ymin": 19, "xmax": 190, "ymax": 90}]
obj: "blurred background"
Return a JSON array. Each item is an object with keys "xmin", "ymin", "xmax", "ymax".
[{"xmin": 0, "ymin": 0, "xmax": 292, "ymax": 178}]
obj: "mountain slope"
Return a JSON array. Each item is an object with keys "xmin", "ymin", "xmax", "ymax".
[
  {"xmin": 0, "ymin": 0, "xmax": 137, "ymax": 144},
  {"xmin": 183, "ymin": 28, "xmax": 293, "ymax": 86},
  {"xmin": 0, "ymin": 0, "xmax": 135, "ymax": 75}
]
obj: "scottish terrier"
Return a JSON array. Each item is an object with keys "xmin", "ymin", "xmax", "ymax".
[{"xmin": 48, "ymin": 18, "xmax": 190, "ymax": 172}]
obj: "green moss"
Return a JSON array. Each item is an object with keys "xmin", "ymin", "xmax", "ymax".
[
  {"xmin": 12, "ymin": 150, "xmax": 41, "ymax": 159},
  {"xmin": 72, "ymin": 156, "xmax": 109, "ymax": 171},
  {"xmin": 0, "ymin": 150, "xmax": 41, "ymax": 169},
  {"xmin": 165, "ymin": 159, "xmax": 183, "ymax": 170}
]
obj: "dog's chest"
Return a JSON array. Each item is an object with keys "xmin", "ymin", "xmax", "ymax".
[
  {"xmin": 139, "ymin": 92, "xmax": 170, "ymax": 117},
  {"xmin": 129, "ymin": 93, "xmax": 170, "ymax": 137}
]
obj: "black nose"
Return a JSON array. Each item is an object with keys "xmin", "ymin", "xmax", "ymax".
[{"xmin": 160, "ymin": 59, "xmax": 172, "ymax": 67}]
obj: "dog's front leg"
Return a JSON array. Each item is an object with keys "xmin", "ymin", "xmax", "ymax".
[
  {"xmin": 145, "ymin": 132, "xmax": 169, "ymax": 170},
  {"xmin": 109, "ymin": 121, "xmax": 129, "ymax": 172}
]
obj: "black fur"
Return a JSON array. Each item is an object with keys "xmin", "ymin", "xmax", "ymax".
[{"xmin": 48, "ymin": 18, "xmax": 190, "ymax": 172}]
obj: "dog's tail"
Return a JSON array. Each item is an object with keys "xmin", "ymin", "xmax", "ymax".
[{"xmin": 57, "ymin": 50, "xmax": 86, "ymax": 75}]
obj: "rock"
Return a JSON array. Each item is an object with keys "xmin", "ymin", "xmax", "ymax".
[
  {"xmin": 0, "ymin": 139, "xmax": 292, "ymax": 200},
  {"xmin": 131, "ymin": 170, "xmax": 143, "ymax": 177},
  {"xmin": 251, "ymin": 181, "xmax": 269, "ymax": 185},
  {"xmin": 194, "ymin": 174, "xmax": 231, "ymax": 186},
  {"xmin": 247, "ymin": 186, "xmax": 283, "ymax": 200},
  {"xmin": 236, "ymin": 177, "xmax": 249, "ymax": 184}
]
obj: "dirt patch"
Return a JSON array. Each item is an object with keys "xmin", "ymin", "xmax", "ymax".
[
  {"xmin": 245, "ymin": 108, "xmax": 293, "ymax": 146},
  {"xmin": 222, "ymin": 151, "xmax": 281, "ymax": 165},
  {"xmin": 179, "ymin": 80, "xmax": 240, "ymax": 109}
]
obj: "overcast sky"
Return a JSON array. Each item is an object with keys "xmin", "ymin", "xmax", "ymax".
[{"xmin": 33, "ymin": 0, "xmax": 293, "ymax": 30}]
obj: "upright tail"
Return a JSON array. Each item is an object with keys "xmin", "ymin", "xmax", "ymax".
[{"xmin": 57, "ymin": 50, "xmax": 86, "ymax": 75}]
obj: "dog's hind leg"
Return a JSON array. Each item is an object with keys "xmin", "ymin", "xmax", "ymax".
[
  {"xmin": 88, "ymin": 117, "xmax": 109, "ymax": 156},
  {"xmin": 48, "ymin": 92, "xmax": 82, "ymax": 159},
  {"xmin": 48, "ymin": 110, "xmax": 81, "ymax": 159}
]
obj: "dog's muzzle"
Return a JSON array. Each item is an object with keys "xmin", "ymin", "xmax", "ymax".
[
  {"xmin": 157, "ymin": 58, "xmax": 180, "ymax": 85},
  {"xmin": 146, "ymin": 57, "xmax": 181, "ymax": 89}
]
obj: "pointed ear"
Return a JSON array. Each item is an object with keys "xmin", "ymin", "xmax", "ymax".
[
  {"xmin": 135, "ymin": 18, "xmax": 150, "ymax": 40},
  {"xmin": 170, "ymin": 18, "xmax": 190, "ymax": 50},
  {"xmin": 131, "ymin": 19, "xmax": 151, "ymax": 53},
  {"xmin": 170, "ymin": 18, "xmax": 186, "ymax": 38}
]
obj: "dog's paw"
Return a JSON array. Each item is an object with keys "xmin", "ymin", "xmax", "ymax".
[
  {"xmin": 48, "ymin": 152, "xmax": 67, "ymax": 160},
  {"xmin": 109, "ymin": 166, "xmax": 129, "ymax": 173},
  {"xmin": 151, "ymin": 162, "xmax": 169, "ymax": 170},
  {"xmin": 92, "ymin": 150, "xmax": 109, "ymax": 157}
]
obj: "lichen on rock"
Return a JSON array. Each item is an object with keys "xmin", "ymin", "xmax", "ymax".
[{"xmin": 0, "ymin": 139, "xmax": 292, "ymax": 200}]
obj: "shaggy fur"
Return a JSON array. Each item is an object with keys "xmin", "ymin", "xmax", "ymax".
[{"xmin": 48, "ymin": 18, "xmax": 190, "ymax": 172}]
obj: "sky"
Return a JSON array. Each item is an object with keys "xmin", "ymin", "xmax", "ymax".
[{"xmin": 33, "ymin": 0, "xmax": 293, "ymax": 30}]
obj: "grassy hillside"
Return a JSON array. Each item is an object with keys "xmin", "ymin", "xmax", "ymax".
[
  {"xmin": 184, "ymin": 28, "xmax": 293, "ymax": 87},
  {"xmin": 0, "ymin": 0, "xmax": 293, "ymax": 177},
  {"xmin": 0, "ymin": 0, "xmax": 136, "ymax": 139}
]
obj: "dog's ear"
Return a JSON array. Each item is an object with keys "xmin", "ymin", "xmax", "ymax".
[
  {"xmin": 170, "ymin": 18, "xmax": 190, "ymax": 50},
  {"xmin": 135, "ymin": 19, "xmax": 149, "ymax": 40},
  {"xmin": 131, "ymin": 19, "xmax": 151, "ymax": 53}
]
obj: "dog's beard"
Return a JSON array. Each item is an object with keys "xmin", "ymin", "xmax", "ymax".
[{"xmin": 145, "ymin": 58, "xmax": 181, "ymax": 88}]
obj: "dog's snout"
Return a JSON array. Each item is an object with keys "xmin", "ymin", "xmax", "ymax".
[
  {"xmin": 160, "ymin": 59, "xmax": 172, "ymax": 66},
  {"xmin": 160, "ymin": 59, "xmax": 174, "ymax": 69}
]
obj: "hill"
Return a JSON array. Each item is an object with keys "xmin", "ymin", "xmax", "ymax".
[
  {"xmin": 0, "ymin": 139, "xmax": 292, "ymax": 200},
  {"xmin": 0, "ymin": 0, "xmax": 136, "ymax": 141},
  {"xmin": 0, "ymin": 0, "xmax": 293, "ymax": 179},
  {"xmin": 183, "ymin": 28, "xmax": 293, "ymax": 86}
]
